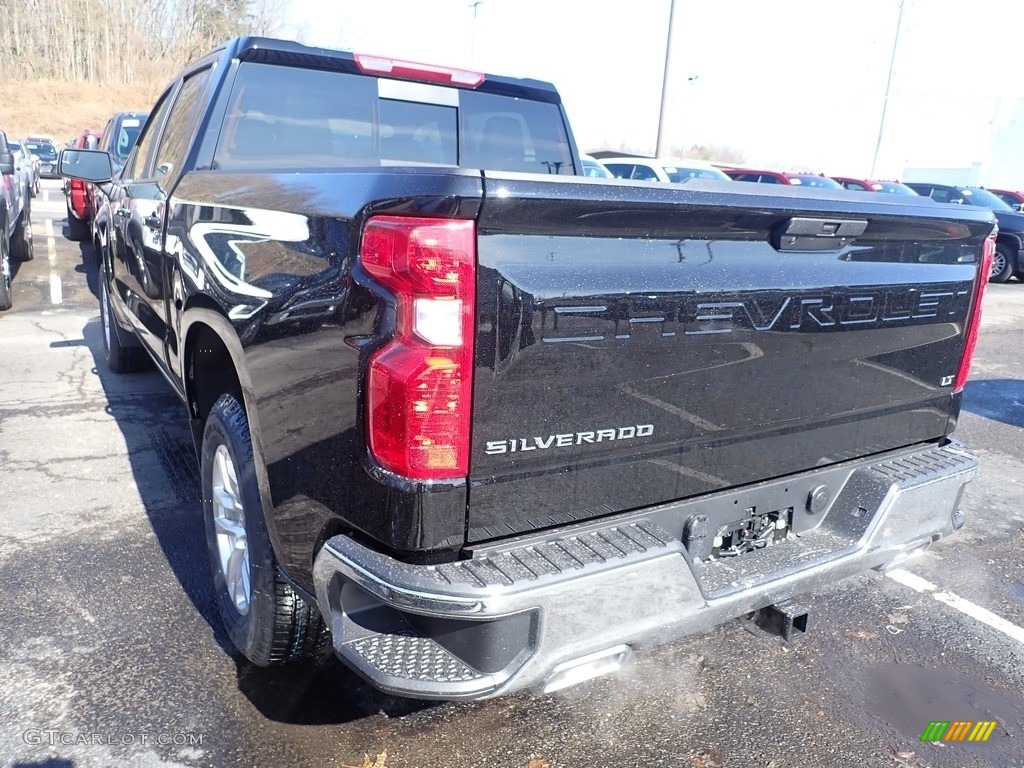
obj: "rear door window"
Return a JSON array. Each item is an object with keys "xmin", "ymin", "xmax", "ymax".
[{"xmin": 153, "ymin": 68, "xmax": 212, "ymax": 185}]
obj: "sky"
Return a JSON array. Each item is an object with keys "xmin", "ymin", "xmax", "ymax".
[{"xmin": 280, "ymin": 0, "xmax": 1024, "ymax": 184}]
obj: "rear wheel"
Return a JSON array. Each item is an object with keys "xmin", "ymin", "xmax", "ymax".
[
  {"xmin": 0, "ymin": 232, "xmax": 12, "ymax": 311},
  {"xmin": 66, "ymin": 201, "xmax": 89, "ymax": 241},
  {"xmin": 99, "ymin": 270, "xmax": 147, "ymax": 372},
  {"xmin": 201, "ymin": 393, "xmax": 328, "ymax": 665},
  {"xmin": 990, "ymin": 243, "xmax": 1014, "ymax": 283},
  {"xmin": 12, "ymin": 211, "xmax": 33, "ymax": 262}
]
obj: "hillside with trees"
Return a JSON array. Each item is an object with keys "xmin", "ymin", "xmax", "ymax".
[{"xmin": 0, "ymin": 0, "xmax": 288, "ymax": 137}]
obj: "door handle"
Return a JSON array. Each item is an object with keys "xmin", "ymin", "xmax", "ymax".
[{"xmin": 144, "ymin": 213, "xmax": 161, "ymax": 230}]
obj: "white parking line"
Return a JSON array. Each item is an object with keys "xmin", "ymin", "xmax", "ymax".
[
  {"xmin": 45, "ymin": 218, "xmax": 62, "ymax": 305},
  {"xmin": 43, "ymin": 189, "xmax": 49, "ymax": 202},
  {"xmin": 886, "ymin": 568, "xmax": 1024, "ymax": 646}
]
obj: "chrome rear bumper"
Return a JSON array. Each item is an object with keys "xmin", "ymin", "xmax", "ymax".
[{"xmin": 313, "ymin": 440, "xmax": 977, "ymax": 700}]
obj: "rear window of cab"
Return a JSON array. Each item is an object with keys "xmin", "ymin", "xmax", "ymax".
[{"xmin": 212, "ymin": 62, "xmax": 576, "ymax": 175}]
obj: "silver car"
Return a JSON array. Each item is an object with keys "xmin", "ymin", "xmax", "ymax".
[
  {"xmin": 8, "ymin": 140, "xmax": 40, "ymax": 198},
  {"xmin": 24, "ymin": 140, "xmax": 59, "ymax": 179}
]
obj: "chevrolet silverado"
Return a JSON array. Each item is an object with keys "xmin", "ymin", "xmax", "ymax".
[{"xmin": 60, "ymin": 37, "xmax": 994, "ymax": 700}]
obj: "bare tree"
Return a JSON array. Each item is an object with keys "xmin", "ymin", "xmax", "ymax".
[{"xmin": 0, "ymin": 0, "xmax": 295, "ymax": 84}]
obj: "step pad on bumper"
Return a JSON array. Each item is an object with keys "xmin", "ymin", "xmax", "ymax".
[
  {"xmin": 432, "ymin": 521, "xmax": 675, "ymax": 588},
  {"xmin": 348, "ymin": 630, "xmax": 483, "ymax": 684}
]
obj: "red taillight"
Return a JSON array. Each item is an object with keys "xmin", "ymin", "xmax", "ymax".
[
  {"xmin": 71, "ymin": 178, "xmax": 84, "ymax": 191},
  {"xmin": 953, "ymin": 233, "xmax": 995, "ymax": 393},
  {"xmin": 362, "ymin": 216, "xmax": 476, "ymax": 481},
  {"xmin": 354, "ymin": 53, "xmax": 485, "ymax": 88}
]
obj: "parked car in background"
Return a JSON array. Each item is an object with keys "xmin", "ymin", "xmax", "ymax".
[
  {"xmin": 87, "ymin": 112, "xmax": 148, "ymax": 254},
  {"xmin": 724, "ymin": 168, "xmax": 844, "ymax": 188},
  {"xmin": 906, "ymin": 182, "xmax": 1023, "ymax": 282},
  {"xmin": 723, "ymin": 167, "xmax": 792, "ymax": 184},
  {"xmin": 25, "ymin": 140, "xmax": 59, "ymax": 178},
  {"xmin": 580, "ymin": 153, "xmax": 613, "ymax": 178},
  {"xmin": 988, "ymin": 188, "xmax": 1024, "ymax": 211},
  {"xmin": 781, "ymin": 173, "xmax": 844, "ymax": 189},
  {"xmin": 64, "ymin": 130, "xmax": 103, "ymax": 241},
  {"xmin": 97, "ymin": 112, "xmax": 147, "ymax": 174},
  {"xmin": 831, "ymin": 177, "xmax": 919, "ymax": 195},
  {"xmin": 1, "ymin": 130, "xmax": 35, "ymax": 310},
  {"xmin": 601, "ymin": 156, "xmax": 731, "ymax": 182},
  {"xmin": 869, "ymin": 180, "xmax": 918, "ymax": 195},
  {"xmin": 8, "ymin": 139, "xmax": 40, "ymax": 198},
  {"xmin": 832, "ymin": 176, "xmax": 876, "ymax": 191}
]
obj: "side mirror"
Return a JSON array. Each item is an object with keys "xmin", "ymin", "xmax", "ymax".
[
  {"xmin": 58, "ymin": 148, "xmax": 113, "ymax": 183},
  {"xmin": 0, "ymin": 152, "xmax": 14, "ymax": 176}
]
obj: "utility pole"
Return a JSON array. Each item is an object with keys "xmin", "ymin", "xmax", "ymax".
[
  {"xmin": 655, "ymin": 0, "xmax": 677, "ymax": 158},
  {"xmin": 469, "ymin": 0, "xmax": 485, "ymax": 68},
  {"xmin": 870, "ymin": 0, "xmax": 905, "ymax": 177}
]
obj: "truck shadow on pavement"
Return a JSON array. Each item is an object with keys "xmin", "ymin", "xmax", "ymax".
[
  {"xmin": 76, "ymin": 251, "xmax": 436, "ymax": 725},
  {"xmin": 72, "ymin": 242, "xmax": 99, "ymax": 300},
  {"xmin": 961, "ymin": 378, "xmax": 1024, "ymax": 428}
]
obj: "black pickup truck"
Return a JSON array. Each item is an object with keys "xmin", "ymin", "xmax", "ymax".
[
  {"xmin": 1, "ymin": 130, "xmax": 35, "ymax": 310},
  {"xmin": 61, "ymin": 37, "xmax": 995, "ymax": 700}
]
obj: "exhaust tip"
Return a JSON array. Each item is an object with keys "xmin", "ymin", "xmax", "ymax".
[{"xmin": 542, "ymin": 644, "xmax": 632, "ymax": 694}]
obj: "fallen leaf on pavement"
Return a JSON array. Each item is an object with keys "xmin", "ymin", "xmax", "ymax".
[{"xmin": 343, "ymin": 749, "xmax": 388, "ymax": 768}]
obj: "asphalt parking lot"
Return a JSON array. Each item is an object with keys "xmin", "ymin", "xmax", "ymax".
[{"xmin": 1, "ymin": 180, "xmax": 1023, "ymax": 768}]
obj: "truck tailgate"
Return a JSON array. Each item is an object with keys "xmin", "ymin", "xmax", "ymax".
[{"xmin": 467, "ymin": 176, "xmax": 993, "ymax": 542}]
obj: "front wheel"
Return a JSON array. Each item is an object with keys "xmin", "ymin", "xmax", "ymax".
[
  {"xmin": 989, "ymin": 243, "xmax": 1015, "ymax": 283},
  {"xmin": 201, "ymin": 393, "xmax": 327, "ymax": 666},
  {"xmin": 99, "ymin": 271, "xmax": 147, "ymax": 372},
  {"xmin": 0, "ymin": 233, "xmax": 12, "ymax": 311}
]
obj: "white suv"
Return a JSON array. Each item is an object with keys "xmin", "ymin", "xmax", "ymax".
[{"xmin": 600, "ymin": 156, "xmax": 731, "ymax": 183}]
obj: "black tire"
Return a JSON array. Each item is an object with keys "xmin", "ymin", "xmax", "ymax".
[
  {"xmin": 66, "ymin": 201, "xmax": 89, "ymax": 241},
  {"xmin": 201, "ymin": 393, "xmax": 328, "ymax": 666},
  {"xmin": 99, "ymin": 270, "xmax": 148, "ymax": 372},
  {"xmin": 12, "ymin": 211, "xmax": 33, "ymax": 262},
  {"xmin": 0, "ymin": 231, "xmax": 12, "ymax": 311},
  {"xmin": 990, "ymin": 243, "xmax": 1014, "ymax": 283}
]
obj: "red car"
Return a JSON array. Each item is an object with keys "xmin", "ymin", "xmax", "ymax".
[
  {"xmin": 724, "ymin": 168, "xmax": 844, "ymax": 189},
  {"xmin": 64, "ymin": 130, "xmax": 102, "ymax": 241},
  {"xmin": 832, "ymin": 176, "xmax": 875, "ymax": 191},
  {"xmin": 832, "ymin": 177, "xmax": 919, "ymax": 195},
  {"xmin": 988, "ymin": 188, "xmax": 1024, "ymax": 211}
]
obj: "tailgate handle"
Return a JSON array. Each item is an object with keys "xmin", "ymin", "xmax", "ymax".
[{"xmin": 771, "ymin": 217, "xmax": 868, "ymax": 251}]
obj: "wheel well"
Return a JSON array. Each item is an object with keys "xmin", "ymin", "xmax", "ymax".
[
  {"xmin": 187, "ymin": 323, "xmax": 242, "ymax": 430},
  {"xmin": 995, "ymin": 233, "xmax": 1020, "ymax": 252}
]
